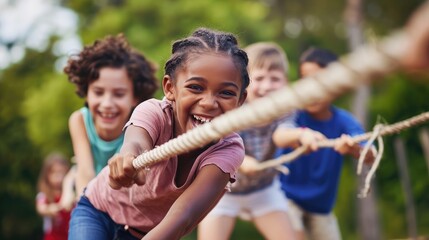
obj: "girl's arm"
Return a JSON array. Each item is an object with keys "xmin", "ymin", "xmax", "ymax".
[
  {"xmin": 69, "ymin": 110, "xmax": 96, "ymax": 196},
  {"xmin": 273, "ymin": 127, "xmax": 326, "ymax": 151},
  {"xmin": 60, "ymin": 166, "xmax": 77, "ymax": 211},
  {"xmin": 143, "ymin": 165, "xmax": 229, "ymax": 240},
  {"xmin": 108, "ymin": 125, "xmax": 153, "ymax": 189},
  {"xmin": 272, "ymin": 127, "xmax": 306, "ymax": 148}
]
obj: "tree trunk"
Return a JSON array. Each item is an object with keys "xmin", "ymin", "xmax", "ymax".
[
  {"xmin": 344, "ymin": 0, "xmax": 381, "ymax": 239},
  {"xmin": 418, "ymin": 128, "xmax": 429, "ymax": 178},
  {"xmin": 394, "ymin": 138, "xmax": 418, "ymax": 239}
]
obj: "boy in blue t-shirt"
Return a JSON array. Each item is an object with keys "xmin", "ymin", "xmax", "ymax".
[{"xmin": 273, "ymin": 47, "xmax": 376, "ymax": 240}]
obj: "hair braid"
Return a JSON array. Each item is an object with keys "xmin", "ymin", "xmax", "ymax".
[{"xmin": 164, "ymin": 28, "xmax": 250, "ymax": 94}]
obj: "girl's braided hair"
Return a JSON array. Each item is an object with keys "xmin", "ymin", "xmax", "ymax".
[
  {"xmin": 64, "ymin": 34, "xmax": 158, "ymax": 103},
  {"xmin": 164, "ymin": 28, "xmax": 250, "ymax": 95}
]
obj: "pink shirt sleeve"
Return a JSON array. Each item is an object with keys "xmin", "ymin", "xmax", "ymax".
[
  {"xmin": 199, "ymin": 134, "xmax": 244, "ymax": 183},
  {"xmin": 124, "ymin": 99, "xmax": 166, "ymax": 145}
]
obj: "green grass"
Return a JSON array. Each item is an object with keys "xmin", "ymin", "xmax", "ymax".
[{"xmin": 183, "ymin": 219, "xmax": 265, "ymax": 240}]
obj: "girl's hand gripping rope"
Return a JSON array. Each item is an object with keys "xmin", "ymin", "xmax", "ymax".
[{"xmin": 108, "ymin": 153, "xmax": 147, "ymax": 189}]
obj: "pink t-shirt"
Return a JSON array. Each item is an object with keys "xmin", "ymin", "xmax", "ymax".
[{"xmin": 85, "ymin": 98, "xmax": 244, "ymax": 234}]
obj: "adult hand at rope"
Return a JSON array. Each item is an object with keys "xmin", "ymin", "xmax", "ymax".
[{"xmin": 108, "ymin": 153, "xmax": 147, "ymax": 189}]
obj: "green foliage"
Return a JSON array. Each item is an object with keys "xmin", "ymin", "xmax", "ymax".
[
  {"xmin": 336, "ymin": 159, "xmax": 359, "ymax": 240},
  {"xmin": 0, "ymin": 58, "xmax": 46, "ymax": 239},
  {"xmin": 369, "ymin": 76, "xmax": 429, "ymax": 238},
  {"xmin": 70, "ymin": 0, "xmax": 276, "ymax": 76},
  {"xmin": 183, "ymin": 219, "xmax": 265, "ymax": 240},
  {"xmin": 22, "ymin": 74, "xmax": 83, "ymax": 156}
]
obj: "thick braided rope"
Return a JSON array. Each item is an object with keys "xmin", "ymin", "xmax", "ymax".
[
  {"xmin": 133, "ymin": 31, "xmax": 409, "ymax": 170},
  {"xmin": 255, "ymin": 111, "xmax": 429, "ymax": 171}
]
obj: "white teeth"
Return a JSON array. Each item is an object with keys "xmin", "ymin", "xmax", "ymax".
[
  {"xmin": 100, "ymin": 112, "xmax": 116, "ymax": 118},
  {"xmin": 193, "ymin": 115, "xmax": 211, "ymax": 123}
]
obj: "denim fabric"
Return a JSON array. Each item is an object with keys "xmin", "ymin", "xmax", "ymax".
[{"xmin": 68, "ymin": 196, "xmax": 138, "ymax": 240}]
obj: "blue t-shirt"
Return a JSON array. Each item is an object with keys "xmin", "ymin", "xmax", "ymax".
[
  {"xmin": 81, "ymin": 107, "xmax": 124, "ymax": 174},
  {"xmin": 276, "ymin": 106, "xmax": 364, "ymax": 214}
]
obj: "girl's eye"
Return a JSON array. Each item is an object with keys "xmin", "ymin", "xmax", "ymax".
[
  {"xmin": 114, "ymin": 92, "xmax": 126, "ymax": 98},
  {"xmin": 220, "ymin": 90, "xmax": 237, "ymax": 97},
  {"xmin": 187, "ymin": 84, "xmax": 203, "ymax": 91},
  {"xmin": 94, "ymin": 91, "xmax": 103, "ymax": 96}
]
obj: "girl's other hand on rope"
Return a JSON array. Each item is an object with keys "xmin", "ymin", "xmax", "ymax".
[
  {"xmin": 299, "ymin": 128, "xmax": 326, "ymax": 152},
  {"xmin": 239, "ymin": 156, "xmax": 260, "ymax": 175},
  {"xmin": 108, "ymin": 153, "xmax": 146, "ymax": 189}
]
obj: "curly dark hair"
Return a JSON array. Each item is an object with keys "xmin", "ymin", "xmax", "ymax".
[
  {"xmin": 64, "ymin": 34, "xmax": 159, "ymax": 103},
  {"xmin": 164, "ymin": 28, "xmax": 250, "ymax": 95}
]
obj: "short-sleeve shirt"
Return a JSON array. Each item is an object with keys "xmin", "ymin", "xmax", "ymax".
[
  {"xmin": 80, "ymin": 107, "xmax": 123, "ymax": 174},
  {"xmin": 229, "ymin": 113, "xmax": 295, "ymax": 194},
  {"xmin": 276, "ymin": 106, "xmax": 364, "ymax": 214},
  {"xmin": 85, "ymin": 98, "xmax": 244, "ymax": 234}
]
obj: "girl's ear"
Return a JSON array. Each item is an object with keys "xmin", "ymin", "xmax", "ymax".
[{"xmin": 162, "ymin": 75, "xmax": 175, "ymax": 101}]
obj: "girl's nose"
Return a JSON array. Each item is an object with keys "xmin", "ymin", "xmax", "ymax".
[
  {"xmin": 100, "ymin": 94, "xmax": 114, "ymax": 108},
  {"xmin": 199, "ymin": 94, "xmax": 218, "ymax": 109}
]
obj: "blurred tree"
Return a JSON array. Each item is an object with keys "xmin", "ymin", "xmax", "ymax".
[{"xmin": 0, "ymin": 48, "xmax": 57, "ymax": 239}]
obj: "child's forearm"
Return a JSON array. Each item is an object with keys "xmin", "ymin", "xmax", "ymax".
[
  {"xmin": 143, "ymin": 209, "xmax": 190, "ymax": 240},
  {"xmin": 143, "ymin": 166, "xmax": 229, "ymax": 239},
  {"xmin": 75, "ymin": 170, "xmax": 94, "ymax": 197},
  {"xmin": 273, "ymin": 127, "xmax": 306, "ymax": 148}
]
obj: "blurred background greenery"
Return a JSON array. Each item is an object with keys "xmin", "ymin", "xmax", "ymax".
[{"xmin": 0, "ymin": 0, "xmax": 428, "ymax": 239}]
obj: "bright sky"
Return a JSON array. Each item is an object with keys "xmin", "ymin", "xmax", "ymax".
[{"xmin": 0, "ymin": 0, "xmax": 82, "ymax": 70}]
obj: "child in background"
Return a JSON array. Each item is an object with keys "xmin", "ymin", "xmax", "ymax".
[
  {"xmin": 68, "ymin": 27, "xmax": 250, "ymax": 240},
  {"xmin": 36, "ymin": 152, "xmax": 74, "ymax": 240},
  {"xmin": 198, "ymin": 42, "xmax": 295, "ymax": 240},
  {"xmin": 273, "ymin": 47, "xmax": 376, "ymax": 240},
  {"xmin": 64, "ymin": 34, "xmax": 159, "ymax": 197}
]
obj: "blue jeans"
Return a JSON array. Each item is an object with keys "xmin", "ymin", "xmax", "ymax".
[{"xmin": 68, "ymin": 196, "xmax": 140, "ymax": 240}]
